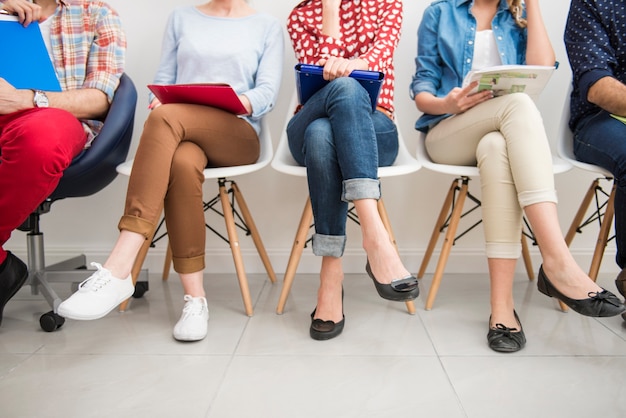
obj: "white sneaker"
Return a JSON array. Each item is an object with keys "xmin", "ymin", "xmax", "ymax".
[
  {"xmin": 173, "ymin": 295, "xmax": 209, "ymax": 342},
  {"xmin": 57, "ymin": 262, "xmax": 134, "ymax": 320}
]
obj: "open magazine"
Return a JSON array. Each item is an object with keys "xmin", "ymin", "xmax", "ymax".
[{"xmin": 462, "ymin": 65, "xmax": 556, "ymax": 101}]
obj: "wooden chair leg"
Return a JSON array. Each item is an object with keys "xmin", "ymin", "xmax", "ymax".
[
  {"xmin": 588, "ymin": 183, "xmax": 616, "ymax": 281},
  {"xmin": 425, "ymin": 179, "xmax": 469, "ymax": 310},
  {"xmin": 276, "ymin": 198, "xmax": 313, "ymax": 314},
  {"xmin": 565, "ymin": 179, "xmax": 600, "ymax": 246},
  {"xmin": 231, "ymin": 182, "xmax": 276, "ymax": 283},
  {"xmin": 521, "ymin": 233, "xmax": 534, "ymax": 281},
  {"xmin": 418, "ymin": 179, "xmax": 458, "ymax": 278},
  {"xmin": 377, "ymin": 198, "xmax": 415, "ymax": 314},
  {"xmin": 219, "ymin": 181, "xmax": 254, "ymax": 316},
  {"xmin": 162, "ymin": 242, "xmax": 172, "ymax": 281}
]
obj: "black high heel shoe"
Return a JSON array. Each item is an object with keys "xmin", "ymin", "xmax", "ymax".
[
  {"xmin": 487, "ymin": 311, "xmax": 526, "ymax": 353},
  {"xmin": 365, "ymin": 261, "xmax": 419, "ymax": 302},
  {"xmin": 310, "ymin": 289, "xmax": 344, "ymax": 341},
  {"xmin": 537, "ymin": 265, "xmax": 626, "ymax": 317}
]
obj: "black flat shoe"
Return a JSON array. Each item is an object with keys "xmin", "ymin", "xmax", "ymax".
[
  {"xmin": 365, "ymin": 261, "xmax": 419, "ymax": 302},
  {"xmin": 487, "ymin": 311, "xmax": 526, "ymax": 353},
  {"xmin": 310, "ymin": 309, "xmax": 345, "ymax": 341},
  {"xmin": 0, "ymin": 252, "xmax": 29, "ymax": 326},
  {"xmin": 310, "ymin": 289, "xmax": 344, "ymax": 341},
  {"xmin": 537, "ymin": 265, "xmax": 626, "ymax": 317}
]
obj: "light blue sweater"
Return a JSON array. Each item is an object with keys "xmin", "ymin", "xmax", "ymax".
[{"xmin": 152, "ymin": 6, "xmax": 284, "ymax": 134}]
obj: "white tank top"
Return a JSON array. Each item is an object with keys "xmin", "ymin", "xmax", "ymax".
[{"xmin": 472, "ymin": 30, "xmax": 502, "ymax": 70}]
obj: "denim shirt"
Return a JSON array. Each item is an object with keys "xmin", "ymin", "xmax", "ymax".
[{"xmin": 410, "ymin": 0, "xmax": 527, "ymax": 132}]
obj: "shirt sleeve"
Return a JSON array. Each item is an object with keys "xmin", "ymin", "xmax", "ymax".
[
  {"xmin": 82, "ymin": 3, "xmax": 126, "ymax": 103},
  {"xmin": 564, "ymin": 0, "xmax": 618, "ymax": 101},
  {"xmin": 241, "ymin": 19, "xmax": 284, "ymax": 119},
  {"xmin": 410, "ymin": 6, "xmax": 441, "ymax": 99},
  {"xmin": 358, "ymin": 0, "xmax": 402, "ymax": 72}
]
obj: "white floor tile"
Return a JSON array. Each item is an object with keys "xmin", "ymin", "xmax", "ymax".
[{"xmin": 0, "ymin": 272, "xmax": 624, "ymax": 417}]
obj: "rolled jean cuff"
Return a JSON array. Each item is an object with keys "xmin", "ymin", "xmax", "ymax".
[
  {"xmin": 485, "ymin": 242, "xmax": 522, "ymax": 259},
  {"xmin": 172, "ymin": 254, "xmax": 205, "ymax": 275},
  {"xmin": 342, "ymin": 178, "xmax": 381, "ymax": 202},
  {"xmin": 518, "ymin": 189, "xmax": 558, "ymax": 208},
  {"xmin": 118, "ymin": 215, "xmax": 155, "ymax": 240},
  {"xmin": 312, "ymin": 233, "xmax": 346, "ymax": 258}
]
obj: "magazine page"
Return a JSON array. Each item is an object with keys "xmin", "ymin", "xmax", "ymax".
[{"xmin": 462, "ymin": 65, "xmax": 555, "ymax": 101}]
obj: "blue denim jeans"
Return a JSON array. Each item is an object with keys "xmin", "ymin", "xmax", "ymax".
[
  {"xmin": 573, "ymin": 110, "xmax": 626, "ymax": 268},
  {"xmin": 287, "ymin": 77, "xmax": 398, "ymax": 257}
]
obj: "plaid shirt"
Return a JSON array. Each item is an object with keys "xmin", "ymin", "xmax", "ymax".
[
  {"xmin": 2, "ymin": 0, "xmax": 126, "ymax": 143},
  {"xmin": 52, "ymin": 0, "xmax": 125, "ymax": 143}
]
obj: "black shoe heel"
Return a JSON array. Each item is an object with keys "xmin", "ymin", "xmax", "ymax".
[
  {"xmin": 365, "ymin": 261, "xmax": 419, "ymax": 302},
  {"xmin": 537, "ymin": 265, "xmax": 626, "ymax": 317}
]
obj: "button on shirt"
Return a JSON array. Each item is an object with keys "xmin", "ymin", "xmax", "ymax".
[{"xmin": 565, "ymin": 0, "xmax": 626, "ymax": 130}]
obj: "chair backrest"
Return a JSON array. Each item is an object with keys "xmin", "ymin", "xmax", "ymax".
[
  {"xmin": 555, "ymin": 85, "xmax": 611, "ymax": 177},
  {"xmin": 50, "ymin": 73, "xmax": 138, "ymax": 200},
  {"xmin": 271, "ymin": 93, "xmax": 421, "ymax": 178}
]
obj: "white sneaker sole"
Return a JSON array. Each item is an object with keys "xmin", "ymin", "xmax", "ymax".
[{"xmin": 57, "ymin": 287, "xmax": 135, "ymax": 321}]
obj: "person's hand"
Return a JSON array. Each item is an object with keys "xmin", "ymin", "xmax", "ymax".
[
  {"xmin": 1, "ymin": 0, "xmax": 42, "ymax": 26},
  {"xmin": 317, "ymin": 57, "xmax": 368, "ymax": 81},
  {"xmin": 0, "ymin": 78, "xmax": 31, "ymax": 114},
  {"xmin": 444, "ymin": 81, "xmax": 493, "ymax": 114},
  {"xmin": 148, "ymin": 97, "xmax": 161, "ymax": 110}
]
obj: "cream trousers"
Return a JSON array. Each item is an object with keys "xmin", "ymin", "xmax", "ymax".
[{"xmin": 425, "ymin": 93, "xmax": 557, "ymax": 259}]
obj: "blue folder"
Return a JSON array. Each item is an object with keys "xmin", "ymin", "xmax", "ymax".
[
  {"xmin": 295, "ymin": 63, "xmax": 384, "ymax": 111},
  {"xmin": 0, "ymin": 15, "xmax": 61, "ymax": 91}
]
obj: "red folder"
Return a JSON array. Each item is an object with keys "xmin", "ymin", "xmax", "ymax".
[{"xmin": 147, "ymin": 83, "xmax": 248, "ymax": 115}]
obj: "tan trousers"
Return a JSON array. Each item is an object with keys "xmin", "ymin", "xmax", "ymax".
[
  {"xmin": 425, "ymin": 93, "xmax": 557, "ymax": 259},
  {"xmin": 118, "ymin": 104, "xmax": 259, "ymax": 273}
]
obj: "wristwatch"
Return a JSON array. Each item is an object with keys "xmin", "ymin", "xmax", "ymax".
[{"xmin": 32, "ymin": 90, "xmax": 49, "ymax": 108}]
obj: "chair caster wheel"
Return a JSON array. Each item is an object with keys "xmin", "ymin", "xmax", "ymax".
[
  {"xmin": 40, "ymin": 311, "xmax": 65, "ymax": 332},
  {"xmin": 132, "ymin": 281, "xmax": 149, "ymax": 298}
]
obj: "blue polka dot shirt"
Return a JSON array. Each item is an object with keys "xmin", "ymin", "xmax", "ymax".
[{"xmin": 564, "ymin": 0, "xmax": 626, "ymax": 129}]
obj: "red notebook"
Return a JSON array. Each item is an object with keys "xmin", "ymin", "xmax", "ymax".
[{"xmin": 147, "ymin": 83, "xmax": 248, "ymax": 115}]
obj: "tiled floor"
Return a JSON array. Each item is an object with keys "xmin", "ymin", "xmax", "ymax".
[{"xmin": 1, "ymin": 270, "xmax": 625, "ymax": 418}]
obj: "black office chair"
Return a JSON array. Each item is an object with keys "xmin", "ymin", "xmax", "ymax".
[{"xmin": 17, "ymin": 73, "xmax": 147, "ymax": 331}]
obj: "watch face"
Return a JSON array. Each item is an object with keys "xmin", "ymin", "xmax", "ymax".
[{"xmin": 34, "ymin": 91, "xmax": 49, "ymax": 108}]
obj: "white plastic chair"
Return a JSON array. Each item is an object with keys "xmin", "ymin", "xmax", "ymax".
[
  {"xmin": 116, "ymin": 121, "xmax": 276, "ymax": 316},
  {"xmin": 273, "ymin": 95, "xmax": 422, "ymax": 315},
  {"xmin": 556, "ymin": 89, "xmax": 615, "ymax": 282},
  {"xmin": 415, "ymin": 111, "xmax": 572, "ymax": 311}
]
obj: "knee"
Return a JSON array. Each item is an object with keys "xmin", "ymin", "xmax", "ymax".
[
  {"xmin": 503, "ymin": 92, "xmax": 540, "ymax": 117},
  {"xmin": 476, "ymin": 132, "xmax": 507, "ymax": 165},
  {"xmin": 13, "ymin": 109, "xmax": 83, "ymax": 170},
  {"xmin": 169, "ymin": 145, "xmax": 207, "ymax": 185},
  {"xmin": 327, "ymin": 77, "xmax": 369, "ymax": 103}
]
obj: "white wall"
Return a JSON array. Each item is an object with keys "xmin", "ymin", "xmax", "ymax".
[{"xmin": 7, "ymin": 0, "xmax": 618, "ymax": 276}]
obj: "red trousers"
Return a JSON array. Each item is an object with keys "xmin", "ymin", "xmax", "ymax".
[{"xmin": 0, "ymin": 108, "xmax": 86, "ymax": 264}]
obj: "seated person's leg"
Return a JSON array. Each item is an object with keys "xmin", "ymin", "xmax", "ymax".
[
  {"xmin": 0, "ymin": 109, "xmax": 85, "ymax": 325},
  {"xmin": 574, "ymin": 111, "xmax": 626, "ymax": 298}
]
